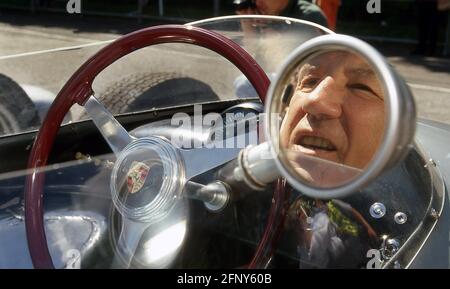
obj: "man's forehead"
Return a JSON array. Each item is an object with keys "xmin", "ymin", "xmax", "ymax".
[{"xmin": 298, "ymin": 52, "xmax": 375, "ymax": 76}]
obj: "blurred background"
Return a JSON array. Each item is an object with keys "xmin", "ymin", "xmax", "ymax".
[
  {"xmin": 0, "ymin": 0, "xmax": 448, "ymax": 46},
  {"xmin": 0, "ymin": 0, "xmax": 449, "ymax": 124}
]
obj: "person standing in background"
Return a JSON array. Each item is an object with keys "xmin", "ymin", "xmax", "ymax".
[
  {"xmin": 314, "ymin": 0, "xmax": 341, "ymax": 31},
  {"xmin": 413, "ymin": 0, "xmax": 439, "ymax": 56},
  {"xmin": 234, "ymin": 0, "xmax": 329, "ymax": 28},
  {"xmin": 438, "ymin": 0, "xmax": 450, "ymax": 56}
]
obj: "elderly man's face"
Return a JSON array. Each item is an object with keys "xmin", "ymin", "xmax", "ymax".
[{"xmin": 280, "ymin": 51, "xmax": 385, "ymax": 170}]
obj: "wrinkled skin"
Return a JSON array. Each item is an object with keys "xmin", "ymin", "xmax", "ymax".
[{"xmin": 280, "ymin": 51, "xmax": 385, "ymax": 185}]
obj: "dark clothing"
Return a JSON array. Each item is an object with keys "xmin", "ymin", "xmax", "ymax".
[
  {"xmin": 281, "ymin": 0, "xmax": 329, "ymax": 28},
  {"xmin": 414, "ymin": 0, "xmax": 440, "ymax": 55}
]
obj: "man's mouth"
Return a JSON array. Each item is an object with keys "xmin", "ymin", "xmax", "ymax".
[{"xmin": 297, "ymin": 136, "xmax": 337, "ymax": 151}]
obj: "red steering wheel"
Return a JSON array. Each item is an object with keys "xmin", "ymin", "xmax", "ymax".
[{"xmin": 24, "ymin": 25, "xmax": 277, "ymax": 268}]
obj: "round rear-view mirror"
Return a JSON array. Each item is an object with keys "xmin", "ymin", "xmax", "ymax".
[{"xmin": 257, "ymin": 34, "xmax": 416, "ymax": 199}]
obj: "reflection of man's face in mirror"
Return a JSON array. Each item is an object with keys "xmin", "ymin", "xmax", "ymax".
[{"xmin": 280, "ymin": 51, "xmax": 385, "ymax": 170}]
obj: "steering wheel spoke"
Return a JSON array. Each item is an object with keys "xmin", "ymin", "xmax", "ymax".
[
  {"xmin": 84, "ymin": 95, "xmax": 134, "ymax": 156},
  {"xmin": 180, "ymin": 146, "xmax": 241, "ymax": 180},
  {"xmin": 112, "ymin": 217, "xmax": 149, "ymax": 268}
]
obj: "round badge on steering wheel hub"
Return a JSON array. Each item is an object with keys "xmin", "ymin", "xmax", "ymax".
[{"xmin": 110, "ymin": 136, "xmax": 185, "ymax": 224}]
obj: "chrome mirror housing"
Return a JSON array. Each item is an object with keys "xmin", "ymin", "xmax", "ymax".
[{"xmin": 238, "ymin": 34, "xmax": 416, "ymax": 199}]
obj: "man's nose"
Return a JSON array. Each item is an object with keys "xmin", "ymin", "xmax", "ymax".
[{"xmin": 300, "ymin": 76, "xmax": 343, "ymax": 119}]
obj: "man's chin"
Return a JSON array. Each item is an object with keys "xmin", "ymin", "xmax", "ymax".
[{"xmin": 285, "ymin": 147, "xmax": 361, "ymax": 188}]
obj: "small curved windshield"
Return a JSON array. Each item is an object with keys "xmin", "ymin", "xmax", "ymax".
[{"xmin": 0, "ymin": 16, "xmax": 329, "ymax": 137}]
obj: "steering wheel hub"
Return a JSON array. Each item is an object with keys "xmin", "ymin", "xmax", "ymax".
[{"xmin": 110, "ymin": 136, "xmax": 185, "ymax": 223}]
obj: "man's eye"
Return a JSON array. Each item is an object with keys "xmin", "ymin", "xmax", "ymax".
[
  {"xmin": 299, "ymin": 78, "xmax": 319, "ymax": 90},
  {"xmin": 348, "ymin": 83, "xmax": 380, "ymax": 98}
]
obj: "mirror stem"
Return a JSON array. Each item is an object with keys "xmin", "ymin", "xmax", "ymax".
[
  {"xmin": 218, "ymin": 143, "xmax": 280, "ymax": 192},
  {"xmin": 183, "ymin": 181, "xmax": 230, "ymax": 212}
]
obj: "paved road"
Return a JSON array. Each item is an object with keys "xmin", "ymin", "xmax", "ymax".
[
  {"xmin": 1, "ymin": 11, "xmax": 449, "ymax": 125},
  {"xmin": 382, "ymin": 50, "xmax": 450, "ymax": 125}
]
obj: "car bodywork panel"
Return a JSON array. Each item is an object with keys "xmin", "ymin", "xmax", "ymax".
[{"xmin": 0, "ymin": 103, "xmax": 448, "ymax": 268}]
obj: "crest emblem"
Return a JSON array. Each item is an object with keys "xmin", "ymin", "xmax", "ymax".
[{"xmin": 126, "ymin": 161, "xmax": 150, "ymax": 194}]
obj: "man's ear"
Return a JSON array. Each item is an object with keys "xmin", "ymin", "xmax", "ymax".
[{"xmin": 282, "ymin": 83, "xmax": 294, "ymax": 104}]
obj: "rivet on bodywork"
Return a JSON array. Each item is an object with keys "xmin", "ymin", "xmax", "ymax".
[
  {"xmin": 381, "ymin": 238, "xmax": 400, "ymax": 259},
  {"xmin": 394, "ymin": 212, "xmax": 407, "ymax": 224},
  {"xmin": 370, "ymin": 202, "xmax": 386, "ymax": 219}
]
